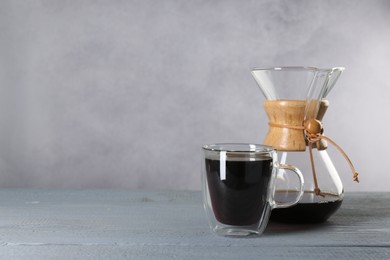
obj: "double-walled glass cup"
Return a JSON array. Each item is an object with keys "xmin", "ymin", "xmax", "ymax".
[{"xmin": 202, "ymin": 143, "xmax": 304, "ymax": 237}]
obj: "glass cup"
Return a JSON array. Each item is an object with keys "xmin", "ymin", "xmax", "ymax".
[{"xmin": 202, "ymin": 143, "xmax": 304, "ymax": 237}]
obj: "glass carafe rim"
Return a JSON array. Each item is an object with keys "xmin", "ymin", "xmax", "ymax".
[{"xmin": 252, "ymin": 66, "xmax": 345, "ymax": 73}]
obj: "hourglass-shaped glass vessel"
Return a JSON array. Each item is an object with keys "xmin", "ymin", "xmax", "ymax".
[{"xmin": 252, "ymin": 67, "xmax": 346, "ymax": 223}]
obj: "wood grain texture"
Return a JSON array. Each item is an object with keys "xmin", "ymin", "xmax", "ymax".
[
  {"xmin": 263, "ymin": 100, "xmax": 307, "ymax": 151},
  {"xmin": 314, "ymin": 100, "xmax": 329, "ymax": 150},
  {"xmin": 0, "ymin": 190, "xmax": 389, "ymax": 259},
  {"xmin": 264, "ymin": 100, "xmax": 330, "ymax": 151}
]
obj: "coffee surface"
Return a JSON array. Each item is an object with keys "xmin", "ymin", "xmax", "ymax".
[{"xmin": 205, "ymin": 157, "xmax": 273, "ymax": 226}]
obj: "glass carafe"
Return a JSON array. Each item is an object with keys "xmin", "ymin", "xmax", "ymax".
[{"xmin": 252, "ymin": 67, "xmax": 356, "ymax": 223}]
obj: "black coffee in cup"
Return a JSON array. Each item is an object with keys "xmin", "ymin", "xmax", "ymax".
[{"xmin": 205, "ymin": 156, "xmax": 273, "ymax": 226}]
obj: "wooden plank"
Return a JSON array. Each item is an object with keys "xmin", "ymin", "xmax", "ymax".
[{"xmin": 0, "ymin": 190, "xmax": 388, "ymax": 259}]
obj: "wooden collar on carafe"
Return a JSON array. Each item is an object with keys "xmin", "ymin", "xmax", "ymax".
[{"xmin": 269, "ymin": 119, "xmax": 359, "ymax": 197}]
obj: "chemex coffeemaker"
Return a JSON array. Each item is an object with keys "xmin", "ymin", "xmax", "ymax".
[{"xmin": 252, "ymin": 67, "xmax": 359, "ymax": 223}]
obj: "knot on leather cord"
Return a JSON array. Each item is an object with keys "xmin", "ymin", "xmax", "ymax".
[
  {"xmin": 304, "ymin": 119, "xmax": 359, "ymax": 196},
  {"xmin": 269, "ymin": 118, "xmax": 359, "ymax": 197},
  {"xmin": 303, "ymin": 118, "xmax": 359, "ymax": 184}
]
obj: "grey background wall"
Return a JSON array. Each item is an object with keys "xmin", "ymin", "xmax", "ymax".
[{"xmin": 0, "ymin": 0, "xmax": 389, "ymax": 191}]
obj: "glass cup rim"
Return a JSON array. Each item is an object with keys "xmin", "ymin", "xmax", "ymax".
[{"xmin": 202, "ymin": 143, "xmax": 274, "ymax": 154}]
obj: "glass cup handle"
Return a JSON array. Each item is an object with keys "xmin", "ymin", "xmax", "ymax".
[{"xmin": 272, "ymin": 164, "xmax": 305, "ymax": 209}]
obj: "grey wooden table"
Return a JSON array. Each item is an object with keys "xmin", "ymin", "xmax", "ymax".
[{"xmin": 0, "ymin": 190, "xmax": 389, "ymax": 259}]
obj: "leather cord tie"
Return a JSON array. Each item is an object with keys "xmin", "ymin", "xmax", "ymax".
[{"xmin": 269, "ymin": 119, "xmax": 359, "ymax": 197}]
